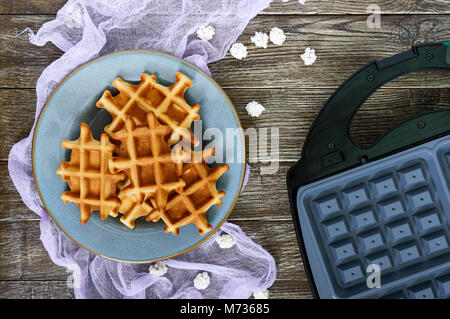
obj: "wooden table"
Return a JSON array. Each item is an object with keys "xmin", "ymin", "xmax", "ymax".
[{"xmin": 1, "ymin": 0, "xmax": 450, "ymax": 298}]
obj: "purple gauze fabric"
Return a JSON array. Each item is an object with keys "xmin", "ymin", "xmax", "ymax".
[{"xmin": 8, "ymin": 0, "xmax": 276, "ymax": 298}]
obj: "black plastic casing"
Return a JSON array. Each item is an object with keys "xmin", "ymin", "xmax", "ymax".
[{"xmin": 286, "ymin": 42, "xmax": 450, "ymax": 298}]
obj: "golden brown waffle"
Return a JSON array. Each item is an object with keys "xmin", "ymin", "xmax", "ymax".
[
  {"xmin": 118, "ymin": 191, "xmax": 156, "ymax": 229},
  {"xmin": 109, "ymin": 112, "xmax": 185, "ymax": 213},
  {"xmin": 56, "ymin": 123, "xmax": 125, "ymax": 223},
  {"xmin": 96, "ymin": 72, "xmax": 200, "ymax": 145},
  {"xmin": 150, "ymin": 147, "xmax": 229, "ymax": 236}
]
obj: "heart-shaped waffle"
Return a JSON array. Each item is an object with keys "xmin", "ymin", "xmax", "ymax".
[
  {"xmin": 151, "ymin": 147, "xmax": 229, "ymax": 235},
  {"xmin": 56, "ymin": 123, "xmax": 125, "ymax": 223},
  {"xmin": 118, "ymin": 190, "xmax": 156, "ymax": 229},
  {"xmin": 109, "ymin": 112, "xmax": 185, "ymax": 213},
  {"xmin": 96, "ymin": 72, "xmax": 200, "ymax": 145}
]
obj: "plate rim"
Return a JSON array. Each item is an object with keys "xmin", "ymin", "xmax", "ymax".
[{"xmin": 31, "ymin": 49, "xmax": 246, "ymax": 263}]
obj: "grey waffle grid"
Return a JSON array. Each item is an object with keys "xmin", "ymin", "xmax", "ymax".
[{"xmin": 296, "ymin": 134, "xmax": 450, "ymax": 298}]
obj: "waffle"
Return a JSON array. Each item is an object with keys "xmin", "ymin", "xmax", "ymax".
[
  {"xmin": 109, "ymin": 112, "xmax": 185, "ymax": 214},
  {"xmin": 56, "ymin": 123, "xmax": 125, "ymax": 223},
  {"xmin": 151, "ymin": 147, "xmax": 229, "ymax": 235},
  {"xmin": 96, "ymin": 72, "xmax": 200, "ymax": 146},
  {"xmin": 118, "ymin": 191, "xmax": 156, "ymax": 229}
]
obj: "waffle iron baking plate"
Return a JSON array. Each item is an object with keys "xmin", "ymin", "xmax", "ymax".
[{"xmin": 287, "ymin": 42, "xmax": 450, "ymax": 298}]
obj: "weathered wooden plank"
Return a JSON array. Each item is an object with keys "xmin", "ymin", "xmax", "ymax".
[
  {"xmin": 264, "ymin": 0, "xmax": 450, "ymax": 15},
  {"xmin": 0, "ymin": 160, "xmax": 35, "ymax": 221},
  {"xmin": 0, "ymin": 278, "xmax": 312, "ymax": 299},
  {"xmin": 269, "ymin": 279, "xmax": 313, "ymax": 299},
  {"xmin": 0, "ymin": 218, "xmax": 65, "ymax": 281},
  {"xmin": 235, "ymin": 87, "xmax": 450, "ymax": 158},
  {"xmin": 0, "ymin": 88, "xmax": 450, "ymax": 162},
  {"xmin": 211, "ymin": 14, "xmax": 450, "ymax": 88},
  {"xmin": 0, "ymin": 1, "xmax": 66, "ymax": 15},
  {"xmin": 0, "ymin": 89, "xmax": 36, "ymax": 160},
  {"xmin": 2, "ymin": 15, "xmax": 450, "ymax": 89},
  {"xmin": 0, "ymin": 281, "xmax": 75, "ymax": 299},
  {"xmin": 0, "ymin": 219, "xmax": 308, "ymax": 286},
  {"xmin": 1, "ymin": 87, "xmax": 449, "ymax": 161},
  {"xmin": 1, "ymin": 0, "xmax": 449, "ymax": 15},
  {"xmin": 0, "ymin": 15, "xmax": 62, "ymax": 88}
]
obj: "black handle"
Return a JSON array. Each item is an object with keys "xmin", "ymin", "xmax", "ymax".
[{"xmin": 288, "ymin": 42, "xmax": 450, "ymax": 189}]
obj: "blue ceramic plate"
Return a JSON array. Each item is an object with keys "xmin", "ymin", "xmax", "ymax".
[{"xmin": 32, "ymin": 50, "xmax": 245, "ymax": 263}]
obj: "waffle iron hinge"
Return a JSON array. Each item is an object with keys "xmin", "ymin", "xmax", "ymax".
[
  {"xmin": 321, "ymin": 150, "xmax": 367, "ymax": 170},
  {"xmin": 321, "ymin": 150, "xmax": 345, "ymax": 167}
]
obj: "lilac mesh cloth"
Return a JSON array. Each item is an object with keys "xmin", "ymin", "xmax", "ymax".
[{"xmin": 8, "ymin": 0, "xmax": 276, "ymax": 298}]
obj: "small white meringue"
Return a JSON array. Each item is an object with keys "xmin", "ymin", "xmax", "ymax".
[
  {"xmin": 251, "ymin": 31, "xmax": 269, "ymax": 48},
  {"xmin": 216, "ymin": 234, "xmax": 236, "ymax": 249},
  {"xmin": 193, "ymin": 272, "xmax": 211, "ymax": 290},
  {"xmin": 230, "ymin": 42, "xmax": 248, "ymax": 60},
  {"xmin": 253, "ymin": 289, "xmax": 270, "ymax": 299},
  {"xmin": 245, "ymin": 101, "xmax": 265, "ymax": 117},
  {"xmin": 196, "ymin": 25, "xmax": 215, "ymax": 41},
  {"xmin": 148, "ymin": 262, "xmax": 168, "ymax": 277},
  {"xmin": 269, "ymin": 27, "xmax": 286, "ymax": 45},
  {"xmin": 301, "ymin": 47, "xmax": 317, "ymax": 66}
]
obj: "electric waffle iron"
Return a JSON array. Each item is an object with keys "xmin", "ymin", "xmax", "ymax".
[{"xmin": 287, "ymin": 42, "xmax": 450, "ymax": 299}]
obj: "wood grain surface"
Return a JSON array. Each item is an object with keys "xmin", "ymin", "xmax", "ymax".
[
  {"xmin": 2, "ymin": 0, "xmax": 450, "ymax": 15},
  {"xmin": 3, "ymin": 14, "xmax": 450, "ymax": 89},
  {"xmin": 0, "ymin": 0, "xmax": 449, "ymax": 299}
]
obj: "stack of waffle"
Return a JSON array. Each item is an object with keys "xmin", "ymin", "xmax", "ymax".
[{"xmin": 56, "ymin": 72, "xmax": 229, "ymax": 236}]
